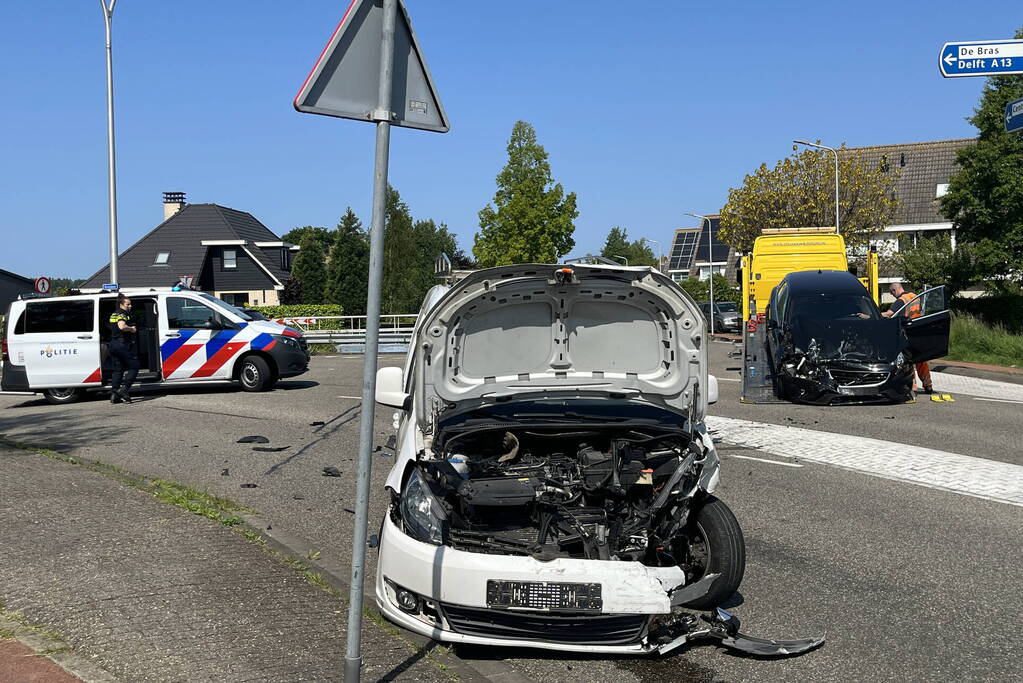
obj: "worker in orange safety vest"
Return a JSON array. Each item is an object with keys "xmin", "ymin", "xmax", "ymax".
[{"xmin": 882, "ymin": 282, "xmax": 932, "ymax": 393}]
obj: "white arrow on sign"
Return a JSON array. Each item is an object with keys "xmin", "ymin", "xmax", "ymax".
[{"xmin": 944, "ymin": 52, "xmax": 956, "ymax": 66}]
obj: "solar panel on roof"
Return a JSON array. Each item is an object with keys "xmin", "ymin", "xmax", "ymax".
[{"xmin": 668, "ymin": 229, "xmax": 700, "ymax": 271}]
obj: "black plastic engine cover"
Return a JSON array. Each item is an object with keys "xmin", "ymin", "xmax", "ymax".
[{"xmin": 458, "ymin": 477, "xmax": 540, "ymax": 506}]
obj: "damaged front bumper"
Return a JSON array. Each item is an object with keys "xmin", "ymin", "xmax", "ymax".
[
  {"xmin": 375, "ymin": 514, "xmax": 822, "ymax": 657},
  {"xmin": 779, "ymin": 362, "xmax": 914, "ymax": 405}
]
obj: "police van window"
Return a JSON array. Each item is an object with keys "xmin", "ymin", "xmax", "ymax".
[
  {"xmin": 25, "ymin": 300, "xmax": 94, "ymax": 333},
  {"xmin": 167, "ymin": 297, "xmax": 218, "ymax": 329}
]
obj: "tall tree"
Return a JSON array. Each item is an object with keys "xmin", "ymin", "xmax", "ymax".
[
  {"xmin": 291, "ymin": 232, "xmax": 328, "ymax": 304},
  {"xmin": 282, "ymin": 226, "xmax": 332, "ymax": 255},
  {"xmin": 895, "ymin": 234, "xmax": 978, "ymax": 299},
  {"xmin": 473, "ymin": 121, "xmax": 578, "ymax": 266},
  {"xmin": 940, "ymin": 27, "xmax": 1023, "ymax": 284},
  {"xmin": 719, "ymin": 143, "xmax": 898, "ymax": 253},
  {"xmin": 599, "ymin": 226, "xmax": 657, "ymax": 267},
  {"xmin": 325, "ymin": 207, "xmax": 369, "ymax": 315},
  {"xmin": 381, "ymin": 186, "xmax": 420, "ymax": 314}
]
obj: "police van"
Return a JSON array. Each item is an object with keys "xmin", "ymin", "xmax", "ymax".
[{"xmin": 1, "ymin": 290, "xmax": 310, "ymax": 404}]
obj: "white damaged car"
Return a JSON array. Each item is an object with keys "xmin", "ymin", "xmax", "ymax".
[{"xmin": 373, "ymin": 264, "xmax": 822, "ymax": 656}]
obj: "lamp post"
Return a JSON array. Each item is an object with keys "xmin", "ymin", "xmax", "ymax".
[
  {"xmin": 612, "ymin": 255, "xmax": 629, "ymax": 266},
  {"xmin": 794, "ymin": 139, "xmax": 840, "ymax": 234},
  {"xmin": 640, "ymin": 238, "xmax": 662, "ymax": 273},
  {"xmin": 686, "ymin": 213, "xmax": 715, "ymax": 335},
  {"xmin": 100, "ymin": 0, "xmax": 119, "ymax": 285}
]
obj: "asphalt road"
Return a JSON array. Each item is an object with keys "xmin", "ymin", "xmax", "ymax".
[{"xmin": 1, "ymin": 347, "xmax": 1020, "ymax": 682}]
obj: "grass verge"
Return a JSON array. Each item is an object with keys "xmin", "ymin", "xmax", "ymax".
[
  {"xmin": 0, "ymin": 601, "xmax": 69, "ymax": 656},
  {"xmin": 947, "ymin": 313, "xmax": 1023, "ymax": 368},
  {"xmin": 0, "ymin": 437, "xmax": 458, "ymax": 680}
]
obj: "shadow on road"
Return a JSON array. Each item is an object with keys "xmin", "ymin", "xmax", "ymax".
[{"xmin": 0, "ymin": 409, "xmax": 122, "ymax": 452}]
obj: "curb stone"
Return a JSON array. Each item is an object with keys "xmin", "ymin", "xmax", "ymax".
[
  {"xmin": 0, "ymin": 615, "xmax": 118, "ymax": 683},
  {"xmin": 237, "ymin": 512, "xmax": 531, "ymax": 683}
]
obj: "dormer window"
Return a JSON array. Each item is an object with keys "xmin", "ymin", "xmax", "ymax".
[
  {"xmin": 154, "ymin": 251, "xmax": 170, "ymax": 265},
  {"xmin": 223, "ymin": 249, "xmax": 237, "ymax": 269}
]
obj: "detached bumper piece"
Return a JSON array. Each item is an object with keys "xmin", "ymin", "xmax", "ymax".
[{"xmin": 656, "ymin": 608, "xmax": 824, "ymax": 658}]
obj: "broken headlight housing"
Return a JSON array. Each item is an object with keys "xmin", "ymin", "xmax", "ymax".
[{"xmin": 400, "ymin": 470, "xmax": 446, "ymax": 545}]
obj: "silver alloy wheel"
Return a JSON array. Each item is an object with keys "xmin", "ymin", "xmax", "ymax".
[
  {"xmin": 48, "ymin": 388, "xmax": 77, "ymax": 400},
  {"xmin": 242, "ymin": 363, "xmax": 260, "ymax": 387}
]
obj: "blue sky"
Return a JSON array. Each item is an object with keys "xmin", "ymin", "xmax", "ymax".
[{"xmin": 1, "ymin": 1, "xmax": 1018, "ymax": 277}]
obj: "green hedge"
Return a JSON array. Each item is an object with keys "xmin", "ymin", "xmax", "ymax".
[
  {"xmin": 248, "ymin": 304, "xmax": 342, "ymax": 318},
  {"xmin": 951, "ymin": 295, "xmax": 1023, "ymax": 334}
]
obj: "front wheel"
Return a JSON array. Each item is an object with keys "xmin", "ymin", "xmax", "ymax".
[
  {"xmin": 238, "ymin": 356, "xmax": 273, "ymax": 392},
  {"xmin": 43, "ymin": 388, "xmax": 83, "ymax": 405},
  {"xmin": 675, "ymin": 495, "xmax": 746, "ymax": 609}
]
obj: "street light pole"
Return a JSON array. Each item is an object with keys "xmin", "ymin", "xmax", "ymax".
[
  {"xmin": 100, "ymin": 0, "xmax": 119, "ymax": 285},
  {"xmin": 641, "ymin": 238, "xmax": 662, "ymax": 273},
  {"xmin": 686, "ymin": 213, "xmax": 715, "ymax": 336},
  {"xmin": 793, "ymin": 140, "xmax": 840, "ymax": 234}
]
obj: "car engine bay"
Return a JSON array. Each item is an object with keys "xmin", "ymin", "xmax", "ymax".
[{"xmin": 401, "ymin": 425, "xmax": 713, "ymax": 583}]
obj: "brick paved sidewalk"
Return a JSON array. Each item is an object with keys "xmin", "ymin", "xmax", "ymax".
[{"xmin": 0, "ymin": 446, "xmax": 453, "ymax": 682}]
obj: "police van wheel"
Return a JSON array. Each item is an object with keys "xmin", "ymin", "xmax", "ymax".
[
  {"xmin": 44, "ymin": 388, "xmax": 82, "ymax": 405},
  {"xmin": 239, "ymin": 356, "xmax": 272, "ymax": 392}
]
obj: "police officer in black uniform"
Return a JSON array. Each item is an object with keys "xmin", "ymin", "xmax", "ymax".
[{"xmin": 109, "ymin": 293, "xmax": 140, "ymax": 404}]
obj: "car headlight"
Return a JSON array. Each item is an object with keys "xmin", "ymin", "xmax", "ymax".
[
  {"xmin": 273, "ymin": 334, "xmax": 301, "ymax": 349},
  {"xmin": 400, "ymin": 470, "xmax": 446, "ymax": 545}
]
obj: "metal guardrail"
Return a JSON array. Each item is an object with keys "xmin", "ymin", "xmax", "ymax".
[{"xmin": 272, "ymin": 314, "xmax": 419, "ymax": 345}]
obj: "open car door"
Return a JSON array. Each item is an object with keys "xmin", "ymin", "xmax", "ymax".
[{"xmin": 895, "ymin": 286, "xmax": 950, "ymax": 363}]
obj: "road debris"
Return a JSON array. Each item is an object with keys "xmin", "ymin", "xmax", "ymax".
[
  {"xmin": 237, "ymin": 435, "xmax": 269, "ymax": 444},
  {"xmin": 322, "ymin": 467, "xmax": 342, "ymax": 477}
]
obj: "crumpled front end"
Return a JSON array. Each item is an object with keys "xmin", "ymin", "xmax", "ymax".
[
  {"xmin": 777, "ymin": 358, "xmax": 914, "ymax": 405},
  {"xmin": 375, "ymin": 513, "xmax": 822, "ymax": 656}
]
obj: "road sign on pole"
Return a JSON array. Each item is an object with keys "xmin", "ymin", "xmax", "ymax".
[
  {"xmin": 34, "ymin": 277, "xmax": 51, "ymax": 295},
  {"xmin": 939, "ymin": 39, "xmax": 1023, "ymax": 78},
  {"xmin": 1006, "ymin": 97, "xmax": 1023, "ymax": 134},
  {"xmin": 294, "ymin": 0, "xmax": 449, "ymax": 132},
  {"xmin": 295, "ymin": 1, "xmax": 448, "ymax": 681}
]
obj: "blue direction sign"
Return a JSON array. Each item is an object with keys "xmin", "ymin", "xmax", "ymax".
[
  {"xmin": 1007, "ymin": 97, "xmax": 1023, "ymax": 134},
  {"xmin": 940, "ymin": 39, "xmax": 1023, "ymax": 77}
]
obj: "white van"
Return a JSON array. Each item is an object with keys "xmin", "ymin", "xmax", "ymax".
[{"xmin": 2, "ymin": 290, "xmax": 310, "ymax": 404}]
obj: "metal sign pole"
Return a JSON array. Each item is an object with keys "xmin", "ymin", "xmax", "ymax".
[
  {"xmin": 344, "ymin": 1, "xmax": 396, "ymax": 681},
  {"xmin": 706, "ymin": 217, "xmax": 715, "ymax": 336},
  {"xmin": 100, "ymin": 0, "xmax": 119, "ymax": 285}
]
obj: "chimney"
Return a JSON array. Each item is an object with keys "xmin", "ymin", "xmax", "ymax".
[{"xmin": 163, "ymin": 191, "xmax": 186, "ymax": 220}]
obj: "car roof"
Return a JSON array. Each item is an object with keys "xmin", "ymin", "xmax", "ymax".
[{"xmin": 781, "ymin": 270, "xmax": 867, "ymax": 296}]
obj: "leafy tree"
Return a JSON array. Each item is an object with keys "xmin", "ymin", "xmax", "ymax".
[
  {"xmin": 940, "ymin": 28, "xmax": 1023, "ymax": 283},
  {"xmin": 280, "ymin": 276, "xmax": 303, "ymax": 305},
  {"xmin": 381, "ymin": 186, "xmax": 421, "ymax": 314},
  {"xmin": 282, "ymin": 226, "xmax": 332, "ymax": 255},
  {"xmin": 675, "ymin": 274, "xmax": 740, "ymax": 306},
  {"xmin": 291, "ymin": 232, "xmax": 328, "ymax": 304},
  {"xmin": 474, "ymin": 121, "xmax": 578, "ymax": 266},
  {"xmin": 599, "ymin": 226, "xmax": 658, "ymax": 267},
  {"xmin": 896, "ymin": 234, "xmax": 978, "ymax": 299},
  {"xmin": 720, "ymin": 143, "xmax": 898, "ymax": 253},
  {"xmin": 325, "ymin": 207, "xmax": 369, "ymax": 315},
  {"xmin": 51, "ymin": 277, "xmax": 85, "ymax": 290}
]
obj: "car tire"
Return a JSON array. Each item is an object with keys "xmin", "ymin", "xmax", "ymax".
[
  {"xmin": 677, "ymin": 495, "xmax": 746, "ymax": 609},
  {"xmin": 43, "ymin": 388, "xmax": 83, "ymax": 405},
  {"xmin": 238, "ymin": 355, "xmax": 272, "ymax": 392}
]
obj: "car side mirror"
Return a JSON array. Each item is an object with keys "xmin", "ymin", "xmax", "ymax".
[
  {"xmin": 707, "ymin": 374, "xmax": 719, "ymax": 405},
  {"xmin": 376, "ymin": 366, "xmax": 409, "ymax": 409},
  {"xmin": 203, "ymin": 319, "xmax": 221, "ymax": 330}
]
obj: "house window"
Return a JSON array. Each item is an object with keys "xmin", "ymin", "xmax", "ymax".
[
  {"xmin": 281, "ymin": 248, "xmax": 291, "ymax": 270},
  {"xmin": 154, "ymin": 251, "xmax": 170, "ymax": 265},
  {"xmin": 935, "ymin": 183, "xmax": 949, "ymax": 198},
  {"xmin": 223, "ymin": 249, "xmax": 237, "ymax": 269}
]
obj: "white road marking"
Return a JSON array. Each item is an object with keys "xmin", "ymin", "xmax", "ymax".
[
  {"xmin": 931, "ymin": 371, "xmax": 1023, "ymax": 401},
  {"xmin": 724, "ymin": 453, "xmax": 803, "ymax": 468},
  {"xmin": 337, "ymin": 395, "xmax": 363, "ymax": 400},
  {"xmin": 973, "ymin": 397, "xmax": 1023, "ymax": 405},
  {"xmin": 715, "ymin": 377, "xmax": 740, "ymax": 382},
  {"xmin": 707, "ymin": 415, "xmax": 1023, "ymax": 507}
]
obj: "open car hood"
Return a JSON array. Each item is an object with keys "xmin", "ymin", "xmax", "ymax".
[{"xmin": 412, "ymin": 264, "xmax": 708, "ymax": 426}]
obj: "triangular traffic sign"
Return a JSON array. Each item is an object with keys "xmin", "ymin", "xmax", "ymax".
[{"xmin": 294, "ymin": 0, "xmax": 449, "ymax": 133}]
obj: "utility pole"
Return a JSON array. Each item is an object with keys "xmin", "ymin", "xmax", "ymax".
[
  {"xmin": 793, "ymin": 139, "xmax": 840, "ymax": 234},
  {"xmin": 100, "ymin": 0, "xmax": 120, "ymax": 285}
]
